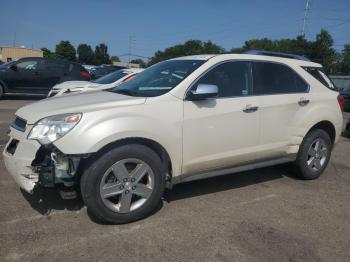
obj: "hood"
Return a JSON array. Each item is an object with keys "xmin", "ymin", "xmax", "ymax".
[
  {"xmin": 16, "ymin": 90, "xmax": 146, "ymax": 124},
  {"xmin": 52, "ymin": 81, "xmax": 100, "ymax": 90}
]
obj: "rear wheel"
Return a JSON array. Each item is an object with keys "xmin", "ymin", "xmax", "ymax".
[
  {"xmin": 294, "ymin": 129, "xmax": 332, "ymax": 180},
  {"xmin": 80, "ymin": 144, "xmax": 165, "ymax": 224}
]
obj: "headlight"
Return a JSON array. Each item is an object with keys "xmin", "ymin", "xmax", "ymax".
[{"xmin": 28, "ymin": 113, "xmax": 82, "ymax": 144}]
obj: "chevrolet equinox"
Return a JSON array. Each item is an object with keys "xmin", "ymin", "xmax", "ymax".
[{"xmin": 3, "ymin": 51, "xmax": 344, "ymax": 224}]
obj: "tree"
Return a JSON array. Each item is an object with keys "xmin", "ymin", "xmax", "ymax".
[
  {"xmin": 41, "ymin": 47, "xmax": 56, "ymax": 59},
  {"xmin": 55, "ymin": 41, "xmax": 76, "ymax": 61},
  {"xmin": 309, "ymin": 30, "xmax": 336, "ymax": 73},
  {"xmin": 148, "ymin": 40, "xmax": 225, "ymax": 65},
  {"xmin": 94, "ymin": 43, "xmax": 111, "ymax": 65},
  {"xmin": 341, "ymin": 44, "xmax": 350, "ymax": 74},
  {"xmin": 77, "ymin": 44, "xmax": 94, "ymax": 64},
  {"xmin": 110, "ymin": 56, "xmax": 120, "ymax": 63},
  {"xmin": 130, "ymin": 59, "xmax": 147, "ymax": 68}
]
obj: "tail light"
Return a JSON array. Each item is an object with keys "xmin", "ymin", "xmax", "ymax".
[
  {"xmin": 80, "ymin": 71, "xmax": 91, "ymax": 79},
  {"xmin": 337, "ymin": 95, "xmax": 345, "ymax": 112}
]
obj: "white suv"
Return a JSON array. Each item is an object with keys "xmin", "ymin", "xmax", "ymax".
[{"xmin": 3, "ymin": 51, "xmax": 344, "ymax": 224}]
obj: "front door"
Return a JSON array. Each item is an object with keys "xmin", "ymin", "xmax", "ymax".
[
  {"xmin": 182, "ymin": 61, "xmax": 261, "ymax": 175},
  {"xmin": 6, "ymin": 59, "xmax": 43, "ymax": 93}
]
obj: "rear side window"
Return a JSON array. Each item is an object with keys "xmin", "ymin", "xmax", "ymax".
[
  {"xmin": 303, "ymin": 67, "xmax": 335, "ymax": 90},
  {"xmin": 196, "ymin": 61, "xmax": 252, "ymax": 97},
  {"xmin": 44, "ymin": 60, "xmax": 68, "ymax": 72},
  {"xmin": 253, "ymin": 62, "xmax": 308, "ymax": 95}
]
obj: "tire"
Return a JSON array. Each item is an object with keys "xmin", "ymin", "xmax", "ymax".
[
  {"xmin": 80, "ymin": 144, "xmax": 166, "ymax": 224},
  {"xmin": 0, "ymin": 83, "xmax": 4, "ymax": 99},
  {"xmin": 294, "ymin": 129, "xmax": 332, "ymax": 180}
]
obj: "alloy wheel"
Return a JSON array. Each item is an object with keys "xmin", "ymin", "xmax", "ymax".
[
  {"xmin": 99, "ymin": 158, "xmax": 155, "ymax": 213},
  {"xmin": 306, "ymin": 138, "xmax": 328, "ymax": 172}
]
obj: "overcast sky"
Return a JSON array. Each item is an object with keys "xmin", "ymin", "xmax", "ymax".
[{"xmin": 1, "ymin": 0, "xmax": 349, "ymax": 62}]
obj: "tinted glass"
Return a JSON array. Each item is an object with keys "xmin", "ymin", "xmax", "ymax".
[
  {"xmin": 17, "ymin": 60, "xmax": 38, "ymax": 70},
  {"xmin": 253, "ymin": 62, "xmax": 308, "ymax": 95},
  {"xmin": 303, "ymin": 67, "xmax": 335, "ymax": 90},
  {"xmin": 110, "ymin": 60, "xmax": 205, "ymax": 97},
  {"xmin": 94, "ymin": 70, "xmax": 129, "ymax": 84},
  {"xmin": 44, "ymin": 60, "xmax": 67, "ymax": 72},
  {"xmin": 195, "ymin": 61, "xmax": 252, "ymax": 97}
]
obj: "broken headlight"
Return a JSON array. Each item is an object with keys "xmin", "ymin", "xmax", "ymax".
[{"xmin": 28, "ymin": 113, "xmax": 82, "ymax": 145}]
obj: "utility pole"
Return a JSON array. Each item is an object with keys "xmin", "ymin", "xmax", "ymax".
[
  {"xmin": 128, "ymin": 36, "xmax": 136, "ymax": 64},
  {"xmin": 13, "ymin": 32, "xmax": 16, "ymax": 47},
  {"xmin": 300, "ymin": 0, "xmax": 311, "ymax": 38}
]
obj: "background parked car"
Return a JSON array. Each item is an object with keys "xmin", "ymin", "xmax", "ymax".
[
  {"xmin": 339, "ymin": 86, "xmax": 350, "ymax": 112},
  {"xmin": 90, "ymin": 65, "xmax": 126, "ymax": 79},
  {"xmin": 47, "ymin": 68, "xmax": 143, "ymax": 97},
  {"xmin": 0, "ymin": 57, "xmax": 91, "ymax": 98}
]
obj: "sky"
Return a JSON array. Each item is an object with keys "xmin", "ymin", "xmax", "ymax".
[{"xmin": 1, "ymin": 0, "xmax": 349, "ymax": 62}]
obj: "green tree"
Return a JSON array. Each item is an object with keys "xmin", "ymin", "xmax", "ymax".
[
  {"xmin": 309, "ymin": 30, "xmax": 336, "ymax": 73},
  {"xmin": 130, "ymin": 59, "xmax": 147, "ymax": 68},
  {"xmin": 94, "ymin": 43, "xmax": 111, "ymax": 65},
  {"xmin": 55, "ymin": 41, "xmax": 76, "ymax": 61},
  {"xmin": 110, "ymin": 56, "xmax": 120, "ymax": 62},
  {"xmin": 341, "ymin": 44, "xmax": 350, "ymax": 74},
  {"xmin": 77, "ymin": 44, "xmax": 94, "ymax": 64},
  {"xmin": 148, "ymin": 40, "xmax": 225, "ymax": 65},
  {"xmin": 41, "ymin": 47, "xmax": 56, "ymax": 59},
  {"xmin": 242, "ymin": 38, "xmax": 276, "ymax": 51}
]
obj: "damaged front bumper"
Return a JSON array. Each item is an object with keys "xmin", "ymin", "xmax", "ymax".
[{"xmin": 3, "ymin": 125, "xmax": 83, "ymax": 195}]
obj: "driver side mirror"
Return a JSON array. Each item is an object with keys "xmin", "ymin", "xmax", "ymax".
[
  {"xmin": 187, "ymin": 84, "xmax": 218, "ymax": 101},
  {"xmin": 10, "ymin": 64, "xmax": 17, "ymax": 71}
]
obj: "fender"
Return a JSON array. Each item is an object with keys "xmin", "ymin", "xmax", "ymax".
[{"xmin": 53, "ymin": 98, "xmax": 184, "ymax": 177}]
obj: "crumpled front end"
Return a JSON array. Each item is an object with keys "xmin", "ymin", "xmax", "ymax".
[{"xmin": 3, "ymin": 117, "xmax": 83, "ymax": 198}]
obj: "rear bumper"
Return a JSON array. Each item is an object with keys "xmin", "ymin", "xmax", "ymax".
[{"xmin": 2, "ymin": 129, "xmax": 41, "ymax": 193}]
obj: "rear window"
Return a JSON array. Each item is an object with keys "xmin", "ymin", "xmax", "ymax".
[
  {"xmin": 93, "ymin": 70, "xmax": 129, "ymax": 84},
  {"xmin": 303, "ymin": 67, "xmax": 336, "ymax": 90},
  {"xmin": 253, "ymin": 62, "xmax": 308, "ymax": 95}
]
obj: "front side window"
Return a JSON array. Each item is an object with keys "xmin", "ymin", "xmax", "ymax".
[
  {"xmin": 109, "ymin": 60, "xmax": 205, "ymax": 97},
  {"xmin": 93, "ymin": 70, "xmax": 129, "ymax": 84},
  {"xmin": 195, "ymin": 61, "xmax": 252, "ymax": 97},
  {"xmin": 253, "ymin": 62, "xmax": 308, "ymax": 95},
  {"xmin": 17, "ymin": 60, "xmax": 38, "ymax": 70}
]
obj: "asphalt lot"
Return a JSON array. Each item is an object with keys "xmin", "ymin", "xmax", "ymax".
[{"xmin": 0, "ymin": 97, "xmax": 350, "ymax": 262}]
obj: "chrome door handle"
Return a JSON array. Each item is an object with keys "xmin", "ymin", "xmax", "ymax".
[
  {"xmin": 298, "ymin": 98, "xmax": 310, "ymax": 106},
  {"xmin": 243, "ymin": 105, "xmax": 259, "ymax": 113}
]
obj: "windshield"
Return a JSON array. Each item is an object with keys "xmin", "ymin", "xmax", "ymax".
[
  {"xmin": 93, "ymin": 70, "xmax": 129, "ymax": 84},
  {"xmin": 109, "ymin": 59, "xmax": 205, "ymax": 97},
  {"xmin": 0, "ymin": 61, "xmax": 15, "ymax": 67},
  {"xmin": 341, "ymin": 86, "xmax": 350, "ymax": 92}
]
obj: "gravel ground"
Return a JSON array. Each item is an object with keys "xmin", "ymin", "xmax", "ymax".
[{"xmin": 0, "ymin": 98, "xmax": 350, "ymax": 262}]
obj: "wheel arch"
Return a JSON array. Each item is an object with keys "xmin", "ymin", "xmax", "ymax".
[
  {"xmin": 308, "ymin": 120, "xmax": 336, "ymax": 145},
  {"xmin": 79, "ymin": 137, "xmax": 173, "ymax": 186}
]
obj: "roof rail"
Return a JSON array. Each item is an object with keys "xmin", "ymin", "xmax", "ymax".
[{"xmin": 242, "ymin": 50, "xmax": 310, "ymax": 61}]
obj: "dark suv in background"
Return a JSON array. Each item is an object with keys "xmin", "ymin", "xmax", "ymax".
[{"xmin": 0, "ymin": 57, "xmax": 91, "ymax": 98}]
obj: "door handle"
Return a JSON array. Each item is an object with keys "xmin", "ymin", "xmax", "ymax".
[
  {"xmin": 243, "ymin": 105, "xmax": 259, "ymax": 113},
  {"xmin": 298, "ymin": 98, "xmax": 310, "ymax": 106}
]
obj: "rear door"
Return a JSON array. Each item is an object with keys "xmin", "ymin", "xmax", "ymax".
[
  {"xmin": 253, "ymin": 61, "xmax": 310, "ymax": 159},
  {"xmin": 5, "ymin": 59, "xmax": 43, "ymax": 93},
  {"xmin": 40, "ymin": 60, "xmax": 69, "ymax": 91}
]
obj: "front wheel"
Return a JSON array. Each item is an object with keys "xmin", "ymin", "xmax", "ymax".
[
  {"xmin": 80, "ymin": 144, "xmax": 166, "ymax": 224},
  {"xmin": 294, "ymin": 129, "xmax": 332, "ymax": 180}
]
